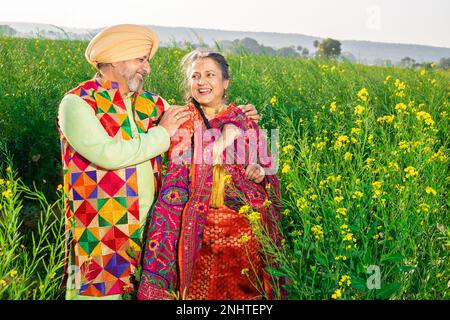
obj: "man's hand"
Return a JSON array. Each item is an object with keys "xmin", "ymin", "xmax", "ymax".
[
  {"xmin": 237, "ymin": 104, "xmax": 259, "ymax": 123},
  {"xmin": 159, "ymin": 105, "xmax": 190, "ymax": 137},
  {"xmin": 245, "ymin": 164, "xmax": 265, "ymax": 183}
]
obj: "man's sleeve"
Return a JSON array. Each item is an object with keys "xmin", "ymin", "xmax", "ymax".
[{"xmin": 58, "ymin": 94, "xmax": 170, "ymax": 170}]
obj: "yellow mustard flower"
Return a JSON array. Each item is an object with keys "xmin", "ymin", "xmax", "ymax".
[
  {"xmin": 388, "ymin": 162, "xmax": 400, "ymax": 172},
  {"xmin": 351, "ymin": 127, "xmax": 361, "ymax": 135},
  {"xmin": 315, "ymin": 141, "xmax": 326, "ymax": 150},
  {"xmin": 395, "ymin": 103, "xmax": 408, "ymax": 112},
  {"xmin": 394, "ymin": 79, "xmax": 406, "ymax": 90},
  {"xmin": 384, "ymin": 75, "xmax": 392, "ymax": 84},
  {"xmin": 372, "ymin": 181, "xmax": 383, "ymax": 189},
  {"xmin": 2, "ymin": 189, "xmax": 12, "ymax": 199},
  {"xmin": 331, "ymin": 288, "xmax": 342, "ymax": 300},
  {"xmin": 241, "ymin": 268, "xmax": 249, "ymax": 275},
  {"xmin": 344, "ymin": 152, "xmax": 353, "ymax": 161},
  {"xmin": 335, "ymin": 255, "xmax": 348, "ymax": 261},
  {"xmin": 330, "ymin": 101, "xmax": 337, "ymax": 112},
  {"xmin": 296, "ymin": 197, "xmax": 309, "ymax": 210},
  {"xmin": 239, "ymin": 205, "xmax": 252, "ymax": 214},
  {"xmin": 283, "ymin": 144, "xmax": 295, "ymax": 153},
  {"xmin": 282, "ymin": 164, "xmax": 291, "ymax": 174},
  {"xmin": 239, "ymin": 235, "xmax": 250, "ymax": 244},
  {"xmin": 354, "ymin": 105, "xmax": 365, "ymax": 115},
  {"xmin": 417, "ymin": 203, "xmax": 430, "ymax": 213},
  {"xmin": 416, "ymin": 111, "xmax": 435, "ymax": 126},
  {"xmin": 404, "ymin": 166, "xmax": 418, "ymax": 178},
  {"xmin": 377, "ymin": 115, "xmax": 395, "ymax": 123},
  {"xmin": 247, "ymin": 211, "xmax": 261, "ymax": 224},
  {"xmin": 339, "ymin": 275, "xmax": 352, "ymax": 287},
  {"xmin": 311, "ymin": 225, "xmax": 324, "ymax": 240},
  {"xmin": 270, "ymin": 96, "xmax": 278, "ymax": 106},
  {"xmin": 357, "ymin": 88, "xmax": 369, "ymax": 102},
  {"xmin": 352, "ymin": 191, "xmax": 363, "ymax": 199}
]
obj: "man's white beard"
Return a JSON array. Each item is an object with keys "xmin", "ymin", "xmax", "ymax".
[
  {"xmin": 127, "ymin": 75, "xmax": 143, "ymax": 92},
  {"xmin": 120, "ymin": 66, "xmax": 144, "ymax": 92}
]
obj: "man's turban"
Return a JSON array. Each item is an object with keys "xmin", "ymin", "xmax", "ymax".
[{"xmin": 85, "ymin": 24, "xmax": 159, "ymax": 69}]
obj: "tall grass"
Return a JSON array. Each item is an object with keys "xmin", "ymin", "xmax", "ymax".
[{"xmin": 0, "ymin": 145, "xmax": 65, "ymax": 299}]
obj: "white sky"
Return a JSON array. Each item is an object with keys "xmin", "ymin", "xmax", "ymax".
[{"xmin": 1, "ymin": 0, "xmax": 449, "ymax": 47}]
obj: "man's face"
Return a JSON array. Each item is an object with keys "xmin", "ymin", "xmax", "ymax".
[{"xmin": 117, "ymin": 54, "xmax": 151, "ymax": 92}]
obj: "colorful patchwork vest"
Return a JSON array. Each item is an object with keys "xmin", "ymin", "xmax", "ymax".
[{"xmin": 59, "ymin": 78, "xmax": 165, "ymax": 297}]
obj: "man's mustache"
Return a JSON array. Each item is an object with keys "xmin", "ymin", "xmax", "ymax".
[{"xmin": 138, "ymin": 70, "xmax": 149, "ymax": 77}]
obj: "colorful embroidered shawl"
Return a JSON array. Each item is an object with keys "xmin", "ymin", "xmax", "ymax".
[
  {"xmin": 59, "ymin": 78, "xmax": 165, "ymax": 296},
  {"xmin": 137, "ymin": 102, "xmax": 282, "ymax": 300}
]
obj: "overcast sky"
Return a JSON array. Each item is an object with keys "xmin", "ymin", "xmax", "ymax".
[{"xmin": 1, "ymin": 0, "xmax": 449, "ymax": 47}]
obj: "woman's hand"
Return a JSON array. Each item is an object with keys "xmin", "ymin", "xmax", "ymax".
[
  {"xmin": 245, "ymin": 164, "xmax": 265, "ymax": 183},
  {"xmin": 237, "ymin": 104, "xmax": 259, "ymax": 123}
]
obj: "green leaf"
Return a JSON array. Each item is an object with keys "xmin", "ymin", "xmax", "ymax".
[
  {"xmin": 381, "ymin": 254, "xmax": 404, "ymax": 263},
  {"xmin": 315, "ymin": 254, "xmax": 328, "ymax": 267},
  {"xmin": 398, "ymin": 265, "xmax": 416, "ymax": 272},
  {"xmin": 351, "ymin": 276, "xmax": 368, "ymax": 291},
  {"xmin": 376, "ymin": 282, "xmax": 400, "ymax": 299}
]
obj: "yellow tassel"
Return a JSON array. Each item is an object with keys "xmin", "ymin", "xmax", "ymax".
[{"xmin": 210, "ymin": 164, "xmax": 225, "ymax": 209}]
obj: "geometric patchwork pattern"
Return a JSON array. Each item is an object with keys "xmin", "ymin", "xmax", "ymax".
[
  {"xmin": 98, "ymin": 197, "xmax": 127, "ymax": 225},
  {"xmin": 98, "ymin": 172, "xmax": 125, "ymax": 197},
  {"xmin": 60, "ymin": 77, "xmax": 166, "ymax": 297},
  {"xmin": 75, "ymin": 200, "xmax": 97, "ymax": 227},
  {"xmin": 78, "ymin": 228, "xmax": 100, "ymax": 255},
  {"xmin": 73, "ymin": 171, "xmax": 97, "ymax": 199},
  {"xmin": 102, "ymin": 226, "xmax": 129, "ymax": 252}
]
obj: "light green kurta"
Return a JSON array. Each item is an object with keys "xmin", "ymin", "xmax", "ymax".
[{"xmin": 58, "ymin": 92, "xmax": 170, "ymax": 300}]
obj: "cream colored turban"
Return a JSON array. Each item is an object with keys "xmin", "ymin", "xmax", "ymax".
[{"xmin": 85, "ymin": 24, "xmax": 159, "ymax": 69}]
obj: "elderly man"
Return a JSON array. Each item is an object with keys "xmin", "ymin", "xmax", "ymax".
[{"xmin": 58, "ymin": 24, "xmax": 259, "ymax": 299}]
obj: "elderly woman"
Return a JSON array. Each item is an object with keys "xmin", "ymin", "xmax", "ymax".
[{"xmin": 137, "ymin": 50, "xmax": 282, "ymax": 300}]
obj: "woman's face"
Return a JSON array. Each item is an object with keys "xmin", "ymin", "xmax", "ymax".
[{"xmin": 189, "ymin": 57, "xmax": 229, "ymax": 108}]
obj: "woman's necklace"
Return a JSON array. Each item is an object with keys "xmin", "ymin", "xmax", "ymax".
[{"xmin": 202, "ymin": 103, "xmax": 227, "ymax": 118}]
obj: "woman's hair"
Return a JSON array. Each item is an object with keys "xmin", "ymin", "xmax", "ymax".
[{"xmin": 180, "ymin": 49, "xmax": 230, "ymax": 102}]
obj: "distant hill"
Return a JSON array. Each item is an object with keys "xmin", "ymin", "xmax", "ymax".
[{"xmin": 1, "ymin": 22, "xmax": 449, "ymax": 65}]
